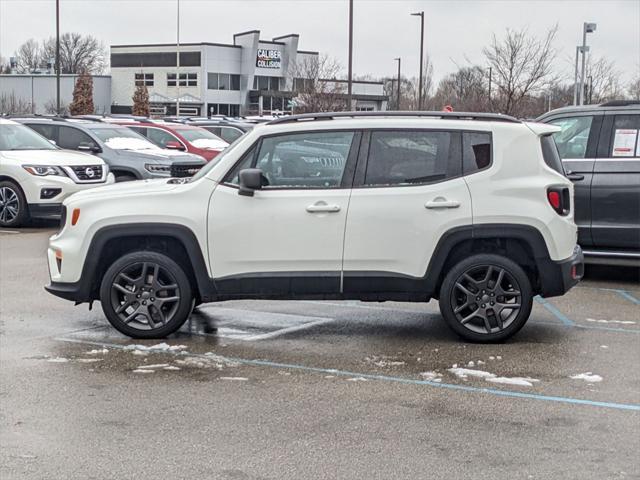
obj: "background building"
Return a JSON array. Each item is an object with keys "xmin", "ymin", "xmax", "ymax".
[{"xmin": 110, "ymin": 30, "xmax": 387, "ymax": 116}]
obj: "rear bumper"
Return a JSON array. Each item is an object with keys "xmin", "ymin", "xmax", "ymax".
[{"xmin": 538, "ymin": 245, "xmax": 584, "ymax": 298}]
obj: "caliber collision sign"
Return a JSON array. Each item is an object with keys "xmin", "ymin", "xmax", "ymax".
[{"xmin": 256, "ymin": 49, "xmax": 282, "ymax": 69}]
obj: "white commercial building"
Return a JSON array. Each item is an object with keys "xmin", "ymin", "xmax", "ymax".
[{"xmin": 110, "ymin": 30, "xmax": 388, "ymax": 116}]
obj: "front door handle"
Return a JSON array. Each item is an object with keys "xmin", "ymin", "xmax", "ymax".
[
  {"xmin": 306, "ymin": 202, "xmax": 341, "ymax": 213},
  {"xmin": 425, "ymin": 198, "xmax": 460, "ymax": 209}
]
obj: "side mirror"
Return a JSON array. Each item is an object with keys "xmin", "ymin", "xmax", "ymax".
[
  {"xmin": 78, "ymin": 144, "xmax": 102, "ymax": 154},
  {"xmin": 238, "ymin": 168, "xmax": 264, "ymax": 197},
  {"xmin": 165, "ymin": 140, "xmax": 186, "ymax": 151}
]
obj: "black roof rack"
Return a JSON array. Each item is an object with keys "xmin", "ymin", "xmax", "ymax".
[
  {"xmin": 267, "ymin": 111, "xmax": 521, "ymax": 125},
  {"xmin": 600, "ymin": 100, "xmax": 640, "ymax": 107}
]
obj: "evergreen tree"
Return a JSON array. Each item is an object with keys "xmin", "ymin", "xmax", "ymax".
[
  {"xmin": 69, "ymin": 71, "xmax": 94, "ymax": 115},
  {"xmin": 132, "ymin": 82, "xmax": 150, "ymax": 117}
]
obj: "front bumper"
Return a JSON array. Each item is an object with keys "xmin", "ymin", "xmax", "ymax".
[
  {"xmin": 538, "ymin": 245, "xmax": 584, "ymax": 298},
  {"xmin": 23, "ymin": 173, "xmax": 115, "ymax": 209}
]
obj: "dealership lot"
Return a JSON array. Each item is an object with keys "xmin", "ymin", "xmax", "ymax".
[{"xmin": 1, "ymin": 226, "xmax": 639, "ymax": 480}]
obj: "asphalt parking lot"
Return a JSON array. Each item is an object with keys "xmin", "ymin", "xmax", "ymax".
[{"xmin": 1, "ymin": 226, "xmax": 639, "ymax": 480}]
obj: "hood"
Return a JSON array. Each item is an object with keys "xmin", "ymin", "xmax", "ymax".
[
  {"xmin": 524, "ymin": 122, "xmax": 562, "ymax": 136},
  {"xmin": 1, "ymin": 148, "xmax": 106, "ymax": 166},
  {"xmin": 64, "ymin": 178, "xmax": 179, "ymax": 205},
  {"xmin": 112, "ymin": 148, "xmax": 204, "ymax": 164}
]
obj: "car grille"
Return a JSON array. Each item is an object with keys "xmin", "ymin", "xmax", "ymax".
[
  {"xmin": 70, "ymin": 165, "xmax": 103, "ymax": 182},
  {"xmin": 171, "ymin": 163, "xmax": 204, "ymax": 178}
]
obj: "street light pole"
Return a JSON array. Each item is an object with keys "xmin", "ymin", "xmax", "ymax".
[
  {"xmin": 176, "ymin": 0, "xmax": 181, "ymax": 116},
  {"xmin": 579, "ymin": 22, "xmax": 597, "ymax": 106},
  {"xmin": 488, "ymin": 66, "xmax": 492, "ymax": 111},
  {"xmin": 347, "ymin": 0, "xmax": 353, "ymax": 110},
  {"xmin": 55, "ymin": 0, "xmax": 60, "ymax": 115},
  {"xmin": 573, "ymin": 46, "xmax": 580, "ymax": 105},
  {"xmin": 395, "ymin": 57, "xmax": 401, "ymax": 110},
  {"xmin": 411, "ymin": 11, "xmax": 424, "ymax": 110}
]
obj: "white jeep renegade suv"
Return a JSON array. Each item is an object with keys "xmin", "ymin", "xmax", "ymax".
[
  {"xmin": 45, "ymin": 112, "xmax": 584, "ymax": 342},
  {"xmin": 0, "ymin": 119, "xmax": 114, "ymax": 227}
]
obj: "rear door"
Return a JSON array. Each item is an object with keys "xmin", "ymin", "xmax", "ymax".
[
  {"xmin": 547, "ymin": 113, "xmax": 602, "ymax": 247},
  {"xmin": 342, "ymin": 129, "xmax": 472, "ymax": 296},
  {"xmin": 591, "ymin": 112, "xmax": 640, "ymax": 249}
]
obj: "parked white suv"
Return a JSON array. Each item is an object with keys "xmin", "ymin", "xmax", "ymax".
[
  {"xmin": 0, "ymin": 119, "xmax": 114, "ymax": 227},
  {"xmin": 45, "ymin": 112, "xmax": 583, "ymax": 342}
]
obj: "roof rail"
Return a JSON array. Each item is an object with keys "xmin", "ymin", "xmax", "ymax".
[
  {"xmin": 600, "ymin": 100, "xmax": 640, "ymax": 107},
  {"xmin": 267, "ymin": 111, "xmax": 521, "ymax": 125}
]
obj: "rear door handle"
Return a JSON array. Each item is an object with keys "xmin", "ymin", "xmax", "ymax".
[
  {"xmin": 425, "ymin": 198, "xmax": 460, "ymax": 209},
  {"xmin": 306, "ymin": 202, "xmax": 341, "ymax": 213}
]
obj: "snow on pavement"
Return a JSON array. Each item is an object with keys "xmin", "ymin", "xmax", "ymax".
[{"xmin": 570, "ymin": 373, "xmax": 603, "ymax": 383}]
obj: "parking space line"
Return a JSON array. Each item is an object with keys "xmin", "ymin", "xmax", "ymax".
[
  {"xmin": 55, "ymin": 337, "xmax": 640, "ymax": 412},
  {"xmin": 534, "ymin": 296, "xmax": 575, "ymax": 326},
  {"xmin": 242, "ymin": 318, "xmax": 335, "ymax": 341},
  {"xmin": 577, "ymin": 286, "xmax": 640, "ymax": 305}
]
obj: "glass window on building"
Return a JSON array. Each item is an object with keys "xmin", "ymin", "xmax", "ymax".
[
  {"xmin": 207, "ymin": 73, "xmax": 241, "ymax": 91},
  {"xmin": 218, "ymin": 74, "xmax": 230, "ymax": 90},
  {"xmin": 135, "ymin": 73, "xmax": 154, "ymax": 86},
  {"xmin": 207, "ymin": 73, "xmax": 219, "ymax": 90},
  {"xmin": 230, "ymin": 74, "xmax": 241, "ymax": 90},
  {"xmin": 168, "ymin": 72, "xmax": 197, "ymax": 87}
]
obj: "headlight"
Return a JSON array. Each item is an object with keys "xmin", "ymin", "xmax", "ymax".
[
  {"xmin": 23, "ymin": 165, "xmax": 66, "ymax": 176},
  {"xmin": 144, "ymin": 164, "xmax": 171, "ymax": 174}
]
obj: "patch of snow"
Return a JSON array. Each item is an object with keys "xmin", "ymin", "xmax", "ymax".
[
  {"xmin": 77, "ymin": 358, "xmax": 102, "ymax": 363},
  {"xmin": 570, "ymin": 372, "xmax": 603, "ymax": 383},
  {"xmin": 419, "ymin": 371, "xmax": 443, "ymax": 381},
  {"xmin": 347, "ymin": 377, "xmax": 368, "ymax": 382},
  {"xmin": 190, "ymin": 138, "xmax": 228, "ymax": 150},
  {"xmin": 477, "ymin": 360, "xmax": 485, "ymax": 365},
  {"xmin": 586, "ymin": 318, "xmax": 636, "ymax": 325},
  {"xmin": 163, "ymin": 366, "xmax": 181, "ymax": 371},
  {"xmin": 125, "ymin": 343, "xmax": 188, "ymax": 353},
  {"xmin": 104, "ymin": 137, "xmax": 158, "ymax": 151},
  {"xmin": 131, "ymin": 350, "xmax": 148, "ymax": 356},
  {"xmin": 220, "ymin": 377, "xmax": 248, "ymax": 381},
  {"xmin": 496, "ymin": 356, "xmax": 502, "ymax": 360},
  {"xmin": 373, "ymin": 360, "xmax": 406, "ymax": 367},
  {"xmin": 448, "ymin": 367, "xmax": 496, "ymax": 379},
  {"xmin": 86, "ymin": 348, "xmax": 108, "ymax": 355},
  {"xmin": 600, "ymin": 345, "xmax": 609, "ymax": 349},
  {"xmin": 324, "ymin": 375, "xmax": 335, "ymax": 379},
  {"xmin": 467, "ymin": 361, "xmax": 475, "ymax": 367},
  {"xmin": 47, "ymin": 357, "xmax": 68, "ymax": 363},
  {"xmin": 489, "ymin": 356, "xmax": 495, "ymax": 360},
  {"xmin": 136, "ymin": 364, "xmax": 170, "ymax": 370},
  {"xmin": 132, "ymin": 369, "xmax": 155, "ymax": 374},
  {"xmin": 452, "ymin": 363, "xmax": 458, "ymax": 368},
  {"xmin": 487, "ymin": 376, "xmax": 539, "ymax": 387}
]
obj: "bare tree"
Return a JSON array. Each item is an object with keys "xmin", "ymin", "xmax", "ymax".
[
  {"xmin": 383, "ymin": 56, "xmax": 434, "ymax": 111},
  {"xmin": 42, "ymin": 33, "xmax": 107, "ymax": 74},
  {"xmin": 431, "ymin": 65, "xmax": 488, "ymax": 112},
  {"xmin": 289, "ymin": 54, "xmax": 347, "ymax": 113},
  {"xmin": 0, "ymin": 93, "xmax": 33, "ymax": 115},
  {"xmin": 584, "ymin": 56, "xmax": 624, "ymax": 104},
  {"xmin": 14, "ymin": 39, "xmax": 42, "ymax": 73},
  {"xmin": 44, "ymin": 99, "xmax": 69, "ymax": 116},
  {"xmin": 628, "ymin": 74, "xmax": 640, "ymax": 100},
  {"xmin": 0, "ymin": 55, "xmax": 11, "ymax": 74},
  {"xmin": 483, "ymin": 26, "xmax": 558, "ymax": 116}
]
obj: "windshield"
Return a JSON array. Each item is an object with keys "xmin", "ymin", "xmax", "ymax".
[
  {"xmin": 0, "ymin": 123, "xmax": 57, "ymax": 151},
  {"xmin": 191, "ymin": 135, "xmax": 245, "ymax": 181},
  {"xmin": 89, "ymin": 127, "xmax": 159, "ymax": 151}
]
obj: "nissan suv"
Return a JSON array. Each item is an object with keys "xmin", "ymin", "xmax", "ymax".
[
  {"xmin": 0, "ymin": 119, "xmax": 114, "ymax": 227},
  {"xmin": 15, "ymin": 118, "xmax": 206, "ymax": 181},
  {"xmin": 44, "ymin": 112, "xmax": 584, "ymax": 342},
  {"xmin": 537, "ymin": 101, "xmax": 640, "ymax": 266}
]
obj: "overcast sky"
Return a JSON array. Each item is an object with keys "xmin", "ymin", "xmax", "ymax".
[{"xmin": 1, "ymin": 0, "xmax": 638, "ymax": 84}]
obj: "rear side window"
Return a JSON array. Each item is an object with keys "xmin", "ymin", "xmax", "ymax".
[
  {"xmin": 462, "ymin": 132, "xmax": 491, "ymax": 174},
  {"xmin": 609, "ymin": 115, "xmax": 640, "ymax": 158},
  {"xmin": 27, "ymin": 123, "xmax": 58, "ymax": 143},
  {"xmin": 540, "ymin": 135, "xmax": 565, "ymax": 175},
  {"xmin": 364, "ymin": 131, "xmax": 456, "ymax": 186}
]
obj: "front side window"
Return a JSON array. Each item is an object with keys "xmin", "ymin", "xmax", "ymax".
[
  {"xmin": 0, "ymin": 123, "xmax": 57, "ymax": 151},
  {"xmin": 146, "ymin": 128, "xmax": 180, "ymax": 148},
  {"xmin": 57, "ymin": 126, "xmax": 98, "ymax": 150},
  {"xmin": 610, "ymin": 115, "xmax": 640, "ymax": 158},
  {"xmin": 549, "ymin": 116, "xmax": 593, "ymax": 159},
  {"xmin": 364, "ymin": 131, "xmax": 454, "ymax": 186}
]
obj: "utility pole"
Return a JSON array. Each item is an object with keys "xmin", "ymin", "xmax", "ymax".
[
  {"xmin": 347, "ymin": 0, "xmax": 353, "ymax": 110},
  {"xmin": 573, "ymin": 46, "xmax": 580, "ymax": 105},
  {"xmin": 395, "ymin": 58, "xmax": 401, "ymax": 110},
  {"xmin": 579, "ymin": 22, "xmax": 597, "ymax": 105},
  {"xmin": 55, "ymin": 0, "xmax": 60, "ymax": 115},
  {"xmin": 176, "ymin": 0, "xmax": 181, "ymax": 116},
  {"xmin": 488, "ymin": 66, "xmax": 492, "ymax": 111},
  {"xmin": 411, "ymin": 11, "xmax": 425, "ymax": 110}
]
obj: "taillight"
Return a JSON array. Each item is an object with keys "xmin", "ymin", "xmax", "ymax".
[{"xmin": 547, "ymin": 187, "xmax": 570, "ymax": 216}]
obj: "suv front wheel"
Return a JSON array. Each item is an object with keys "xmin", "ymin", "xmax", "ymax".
[
  {"xmin": 439, "ymin": 254, "xmax": 533, "ymax": 342},
  {"xmin": 100, "ymin": 251, "xmax": 194, "ymax": 339},
  {"xmin": 0, "ymin": 181, "xmax": 28, "ymax": 228}
]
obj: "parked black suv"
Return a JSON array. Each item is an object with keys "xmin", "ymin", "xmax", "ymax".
[{"xmin": 537, "ymin": 101, "xmax": 640, "ymax": 266}]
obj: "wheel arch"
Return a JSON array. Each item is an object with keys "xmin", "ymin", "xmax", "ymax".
[
  {"xmin": 77, "ymin": 223, "xmax": 215, "ymax": 303},
  {"xmin": 425, "ymin": 224, "xmax": 552, "ymax": 298}
]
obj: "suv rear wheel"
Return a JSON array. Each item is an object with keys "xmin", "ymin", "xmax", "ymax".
[
  {"xmin": 99, "ymin": 251, "xmax": 193, "ymax": 339},
  {"xmin": 0, "ymin": 181, "xmax": 28, "ymax": 228},
  {"xmin": 439, "ymin": 254, "xmax": 533, "ymax": 342}
]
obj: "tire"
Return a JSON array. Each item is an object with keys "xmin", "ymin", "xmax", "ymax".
[
  {"xmin": 438, "ymin": 254, "xmax": 533, "ymax": 343},
  {"xmin": 99, "ymin": 251, "xmax": 193, "ymax": 339},
  {"xmin": 114, "ymin": 173, "xmax": 137, "ymax": 182},
  {"xmin": 0, "ymin": 180, "xmax": 29, "ymax": 228}
]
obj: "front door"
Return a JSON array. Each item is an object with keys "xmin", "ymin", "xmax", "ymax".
[{"xmin": 207, "ymin": 130, "xmax": 359, "ymax": 297}]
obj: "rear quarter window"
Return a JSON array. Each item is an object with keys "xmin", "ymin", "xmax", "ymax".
[
  {"xmin": 462, "ymin": 132, "xmax": 492, "ymax": 175},
  {"xmin": 540, "ymin": 135, "xmax": 565, "ymax": 175}
]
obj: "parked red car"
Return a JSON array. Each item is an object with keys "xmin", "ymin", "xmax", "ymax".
[{"xmin": 111, "ymin": 120, "xmax": 229, "ymax": 162}]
